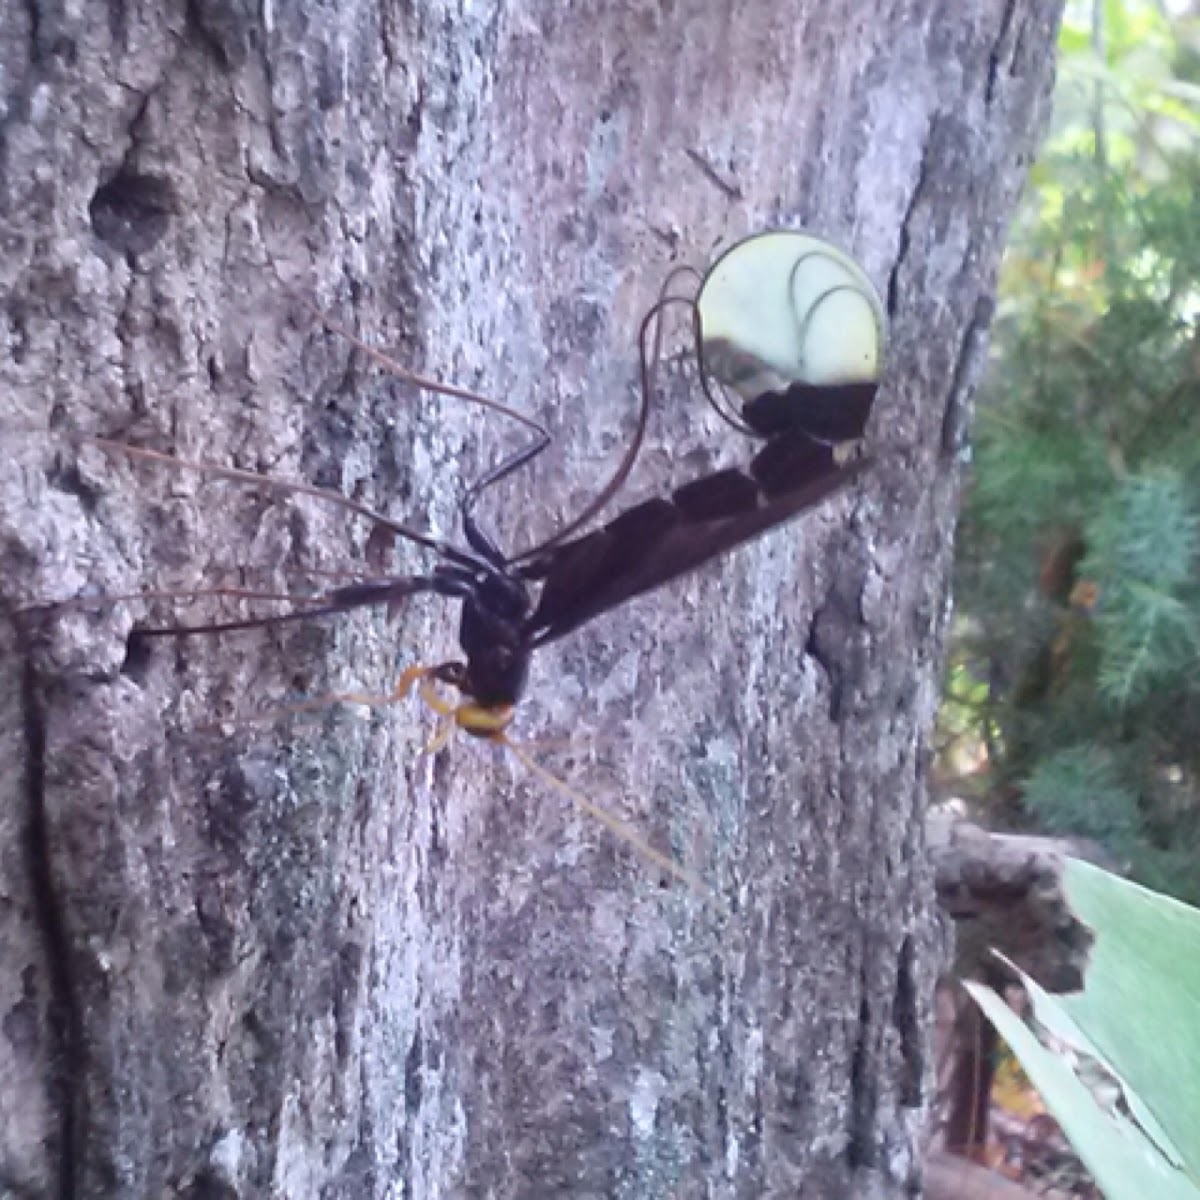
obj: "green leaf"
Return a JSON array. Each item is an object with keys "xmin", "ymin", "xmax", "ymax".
[
  {"xmin": 965, "ymin": 978, "xmax": 1200, "ymax": 1200},
  {"xmin": 967, "ymin": 860, "xmax": 1200, "ymax": 1198},
  {"xmin": 1059, "ymin": 859, "xmax": 1200, "ymax": 1177}
]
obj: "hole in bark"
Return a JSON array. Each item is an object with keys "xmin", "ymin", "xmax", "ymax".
[
  {"xmin": 49, "ymin": 36, "xmax": 77, "ymax": 64},
  {"xmin": 90, "ymin": 170, "xmax": 176, "ymax": 257},
  {"xmin": 404, "ymin": 1029, "xmax": 424, "ymax": 1108},
  {"xmin": 185, "ymin": 0, "xmax": 253, "ymax": 67},
  {"xmin": 182, "ymin": 1169, "xmax": 238, "ymax": 1200},
  {"xmin": 120, "ymin": 631, "xmax": 155, "ymax": 683},
  {"xmin": 47, "ymin": 460, "xmax": 102, "ymax": 511}
]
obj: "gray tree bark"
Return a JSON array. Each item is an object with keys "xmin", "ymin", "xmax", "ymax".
[{"xmin": 1, "ymin": 1, "xmax": 1063, "ymax": 1197}]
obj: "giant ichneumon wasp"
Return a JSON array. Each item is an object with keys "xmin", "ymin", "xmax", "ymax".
[{"xmin": 84, "ymin": 231, "xmax": 886, "ymax": 881}]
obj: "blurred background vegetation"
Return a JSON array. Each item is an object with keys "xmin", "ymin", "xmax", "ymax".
[{"xmin": 940, "ymin": 0, "xmax": 1200, "ymax": 902}]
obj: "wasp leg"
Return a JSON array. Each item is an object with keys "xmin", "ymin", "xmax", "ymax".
[
  {"xmin": 308, "ymin": 306, "xmax": 553, "ymax": 570},
  {"xmin": 319, "ymin": 663, "xmax": 433, "ymax": 710},
  {"xmin": 204, "ymin": 664, "xmax": 434, "ymax": 732},
  {"xmin": 421, "ymin": 718, "xmax": 457, "ymax": 756},
  {"xmin": 460, "ymin": 425, "xmax": 553, "ymax": 568},
  {"xmin": 415, "ymin": 674, "xmax": 457, "ymax": 717}
]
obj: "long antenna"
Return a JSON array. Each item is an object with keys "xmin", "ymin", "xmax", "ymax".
[
  {"xmin": 85, "ymin": 438, "xmax": 479, "ymax": 569},
  {"xmin": 314, "ymin": 305, "xmax": 556, "ymax": 535},
  {"xmin": 311, "ymin": 306, "xmax": 549, "ymax": 439}
]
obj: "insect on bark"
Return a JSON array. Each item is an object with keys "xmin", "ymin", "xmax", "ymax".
[{"xmin": 73, "ymin": 230, "xmax": 887, "ymax": 883}]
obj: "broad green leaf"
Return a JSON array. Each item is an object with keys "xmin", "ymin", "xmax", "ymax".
[
  {"xmin": 1059, "ymin": 859, "xmax": 1200, "ymax": 1176},
  {"xmin": 1001, "ymin": 950, "xmax": 1184, "ymax": 1170},
  {"xmin": 966, "ymin": 860, "xmax": 1200, "ymax": 1197},
  {"xmin": 965, "ymin": 979, "xmax": 1200, "ymax": 1200}
]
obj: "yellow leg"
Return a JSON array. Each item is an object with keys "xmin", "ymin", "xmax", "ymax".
[
  {"xmin": 311, "ymin": 663, "xmax": 432, "ymax": 710},
  {"xmin": 417, "ymin": 675, "xmax": 458, "ymax": 717},
  {"xmin": 422, "ymin": 718, "xmax": 457, "ymax": 756},
  {"xmin": 204, "ymin": 663, "xmax": 434, "ymax": 731}
]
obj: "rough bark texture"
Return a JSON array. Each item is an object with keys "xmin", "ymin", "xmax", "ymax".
[{"xmin": 1, "ymin": 1, "xmax": 1063, "ymax": 1197}]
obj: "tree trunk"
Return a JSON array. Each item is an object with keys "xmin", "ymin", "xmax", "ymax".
[{"xmin": 1, "ymin": 1, "xmax": 1063, "ymax": 1196}]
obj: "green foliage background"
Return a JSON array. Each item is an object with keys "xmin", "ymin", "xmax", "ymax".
[{"xmin": 946, "ymin": 0, "xmax": 1200, "ymax": 901}]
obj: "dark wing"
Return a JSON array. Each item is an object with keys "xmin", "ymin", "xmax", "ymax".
[{"xmin": 520, "ymin": 431, "xmax": 866, "ymax": 648}]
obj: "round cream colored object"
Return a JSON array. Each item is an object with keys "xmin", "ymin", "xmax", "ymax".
[{"xmin": 697, "ymin": 231, "xmax": 886, "ymax": 398}]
